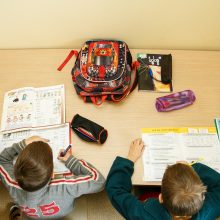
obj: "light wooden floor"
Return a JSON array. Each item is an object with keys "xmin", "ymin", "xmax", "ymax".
[{"xmin": 0, "ymin": 183, "xmax": 123, "ymax": 220}]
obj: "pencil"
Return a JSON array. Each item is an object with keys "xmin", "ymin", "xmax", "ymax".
[{"xmin": 189, "ymin": 157, "xmax": 204, "ymax": 166}]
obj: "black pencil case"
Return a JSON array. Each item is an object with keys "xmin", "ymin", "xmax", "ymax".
[{"xmin": 71, "ymin": 114, "xmax": 108, "ymax": 144}]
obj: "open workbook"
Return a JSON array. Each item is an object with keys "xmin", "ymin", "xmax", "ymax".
[
  {"xmin": 1, "ymin": 85, "xmax": 65, "ymax": 133},
  {"xmin": 0, "ymin": 123, "xmax": 70, "ymax": 174},
  {"xmin": 142, "ymin": 127, "xmax": 220, "ymax": 181}
]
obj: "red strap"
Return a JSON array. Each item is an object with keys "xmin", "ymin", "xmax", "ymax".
[
  {"xmin": 129, "ymin": 62, "xmax": 138, "ymax": 94},
  {"xmin": 57, "ymin": 50, "xmax": 78, "ymax": 71},
  {"xmin": 90, "ymin": 95, "xmax": 107, "ymax": 106}
]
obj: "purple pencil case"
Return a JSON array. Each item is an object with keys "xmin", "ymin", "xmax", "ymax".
[{"xmin": 155, "ymin": 90, "xmax": 196, "ymax": 112}]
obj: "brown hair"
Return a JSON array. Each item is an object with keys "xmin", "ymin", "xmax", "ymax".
[
  {"xmin": 161, "ymin": 163, "xmax": 206, "ymax": 218},
  {"xmin": 14, "ymin": 141, "xmax": 53, "ymax": 192}
]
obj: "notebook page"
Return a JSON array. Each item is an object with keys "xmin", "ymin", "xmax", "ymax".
[
  {"xmin": 0, "ymin": 123, "xmax": 70, "ymax": 174},
  {"xmin": 142, "ymin": 131, "xmax": 183, "ymax": 181}
]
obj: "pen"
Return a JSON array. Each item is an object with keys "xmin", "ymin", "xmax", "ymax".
[
  {"xmin": 60, "ymin": 144, "xmax": 72, "ymax": 157},
  {"xmin": 189, "ymin": 157, "xmax": 204, "ymax": 166},
  {"xmin": 74, "ymin": 127, "xmax": 97, "ymax": 142}
]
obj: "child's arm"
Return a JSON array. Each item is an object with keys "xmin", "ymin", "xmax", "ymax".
[
  {"xmin": 192, "ymin": 163, "xmax": 220, "ymax": 192},
  {"xmin": 105, "ymin": 139, "xmax": 157, "ymax": 220},
  {"xmin": 192, "ymin": 163, "xmax": 220, "ymax": 216},
  {"xmin": 0, "ymin": 140, "xmax": 26, "ymax": 186},
  {"xmin": 56, "ymin": 153, "xmax": 105, "ymax": 197},
  {"xmin": 105, "ymin": 156, "xmax": 155, "ymax": 220},
  {"xmin": 0, "ymin": 140, "xmax": 26, "ymax": 166}
]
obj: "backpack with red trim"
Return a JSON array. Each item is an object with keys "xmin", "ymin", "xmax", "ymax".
[{"xmin": 58, "ymin": 40, "xmax": 137, "ymax": 105}]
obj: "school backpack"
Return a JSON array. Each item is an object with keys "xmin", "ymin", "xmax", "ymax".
[{"xmin": 58, "ymin": 40, "xmax": 138, "ymax": 105}]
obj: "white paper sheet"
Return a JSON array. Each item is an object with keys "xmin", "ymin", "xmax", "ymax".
[
  {"xmin": 0, "ymin": 123, "xmax": 70, "ymax": 174},
  {"xmin": 142, "ymin": 128, "xmax": 220, "ymax": 181}
]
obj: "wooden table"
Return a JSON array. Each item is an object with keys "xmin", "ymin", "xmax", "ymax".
[{"xmin": 0, "ymin": 49, "xmax": 220, "ymax": 185}]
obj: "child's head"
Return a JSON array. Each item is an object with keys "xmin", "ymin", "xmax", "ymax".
[
  {"xmin": 161, "ymin": 163, "xmax": 206, "ymax": 218},
  {"xmin": 14, "ymin": 141, "xmax": 53, "ymax": 192}
]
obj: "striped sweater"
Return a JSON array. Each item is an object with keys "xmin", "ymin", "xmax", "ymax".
[{"xmin": 0, "ymin": 140, "xmax": 105, "ymax": 219}]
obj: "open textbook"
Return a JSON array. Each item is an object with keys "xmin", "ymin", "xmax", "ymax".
[
  {"xmin": 1, "ymin": 85, "xmax": 65, "ymax": 133},
  {"xmin": 142, "ymin": 127, "xmax": 220, "ymax": 181},
  {"xmin": 0, "ymin": 123, "xmax": 70, "ymax": 174}
]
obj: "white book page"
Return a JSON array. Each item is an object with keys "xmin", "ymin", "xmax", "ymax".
[
  {"xmin": 0, "ymin": 123, "xmax": 70, "ymax": 174},
  {"xmin": 1, "ymin": 87, "xmax": 36, "ymax": 132},
  {"xmin": 142, "ymin": 133, "xmax": 183, "ymax": 181},
  {"xmin": 34, "ymin": 85, "xmax": 65, "ymax": 127},
  {"xmin": 181, "ymin": 131, "xmax": 220, "ymax": 172}
]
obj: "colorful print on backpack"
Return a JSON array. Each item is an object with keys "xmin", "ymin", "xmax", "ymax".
[{"xmin": 58, "ymin": 40, "xmax": 137, "ymax": 105}]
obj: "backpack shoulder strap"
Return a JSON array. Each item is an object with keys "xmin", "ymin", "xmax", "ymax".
[{"xmin": 111, "ymin": 61, "xmax": 139, "ymax": 102}]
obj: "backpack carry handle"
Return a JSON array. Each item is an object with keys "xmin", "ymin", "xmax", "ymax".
[{"xmin": 57, "ymin": 50, "xmax": 78, "ymax": 71}]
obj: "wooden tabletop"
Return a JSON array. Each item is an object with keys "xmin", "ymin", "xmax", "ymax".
[{"xmin": 0, "ymin": 49, "xmax": 220, "ymax": 185}]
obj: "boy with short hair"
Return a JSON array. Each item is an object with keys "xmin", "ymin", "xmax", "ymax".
[
  {"xmin": 14, "ymin": 140, "xmax": 53, "ymax": 192},
  {"xmin": 106, "ymin": 139, "xmax": 220, "ymax": 220},
  {"xmin": 0, "ymin": 136, "xmax": 105, "ymax": 219},
  {"xmin": 161, "ymin": 163, "xmax": 206, "ymax": 218}
]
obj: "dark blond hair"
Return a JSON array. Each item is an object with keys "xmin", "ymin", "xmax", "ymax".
[
  {"xmin": 161, "ymin": 163, "xmax": 206, "ymax": 217},
  {"xmin": 14, "ymin": 141, "xmax": 53, "ymax": 192}
]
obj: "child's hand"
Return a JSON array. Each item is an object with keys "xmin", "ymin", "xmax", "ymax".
[
  {"xmin": 57, "ymin": 149, "xmax": 72, "ymax": 162},
  {"xmin": 127, "ymin": 138, "xmax": 145, "ymax": 163},
  {"xmin": 25, "ymin": 136, "xmax": 49, "ymax": 145}
]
